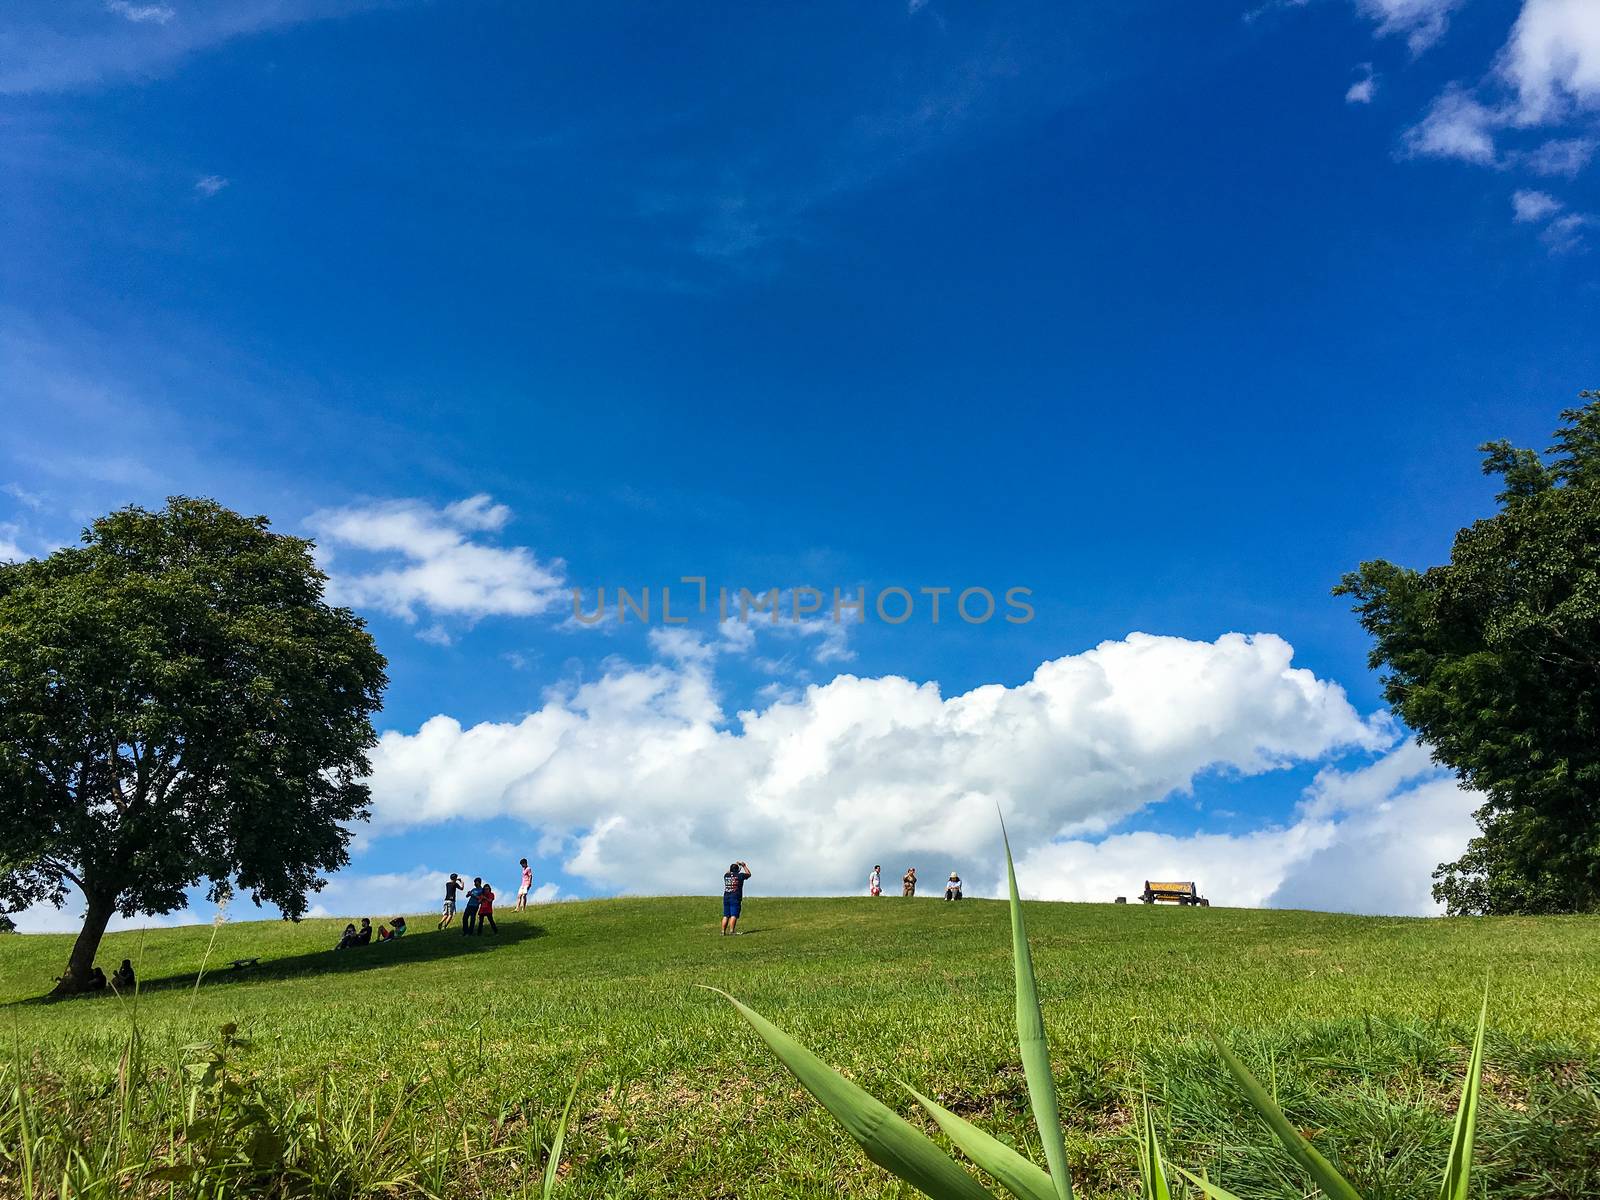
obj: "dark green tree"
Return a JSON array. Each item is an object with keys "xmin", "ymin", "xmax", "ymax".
[
  {"xmin": 1337, "ymin": 391, "xmax": 1600, "ymax": 914},
  {"xmin": 0, "ymin": 498, "xmax": 387, "ymax": 993}
]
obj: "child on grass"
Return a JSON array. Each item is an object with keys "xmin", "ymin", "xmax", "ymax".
[{"xmin": 477, "ymin": 883, "xmax": 498, "ymax": 934}]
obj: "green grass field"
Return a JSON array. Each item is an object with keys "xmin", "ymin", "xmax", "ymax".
[{"xmin": 3, "ymin": 896, "xmax": 1599, "ymax": 1199}]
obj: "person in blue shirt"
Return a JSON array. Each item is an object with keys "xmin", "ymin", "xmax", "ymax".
[
  {"xmin": 461, "ymin": 877, "xmax": 484, "ymax": 935},
  {"xmin": 721, "ymin": 860, "xmax": 752, "ymax": 936}
]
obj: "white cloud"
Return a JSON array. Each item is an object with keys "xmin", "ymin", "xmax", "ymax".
[
  {"xmin": 1540, "ymin": 210, "xmax": 1593, "ymax": 252},
  {"xmin": 1500, "ymin": 0, "xmax": 1600, "ymax": 125},
  {"xmin": 1356, "ymin": 0, "xmax": 1464, "ymax": 54},
  {"xmin": 1520, "ymin": 135, "xmax": 1597, "ymax": 176},
  {"xmin": 1402, "ymin": 86, "xmax": 1501, "ymax": 164},
  {"xmin": 308, "ymin": 495, "xmax": 566, "ymax": 627},
  {"xmin": 1012, "ymin": 740, "xmax": 1477, "ymax": 915},
  {"xmin": 1, "ymin": 1, "xmax": 401, "ymax": 95},
  {"xmin": 0, "ymin": 522, "xmax": 26, "ymax": 562},
  {"xmin": 364, "ymin": 631, "xmax": 1393, "ymax": 903},
  {"xmin": 1512, "ymin": 188, "xmax": 1563, "ymax": 221},
  {"xmin": 1346, "ymin": 64, "xmax": 1378, "ymax": 105},
  {"xmin": 194, "ymin": 174, "xmax": 229, "ymax": 196},
  {"xmin": 1398, "ymin": 2, "xmax": 1600, "ymax": 169},
  {"xmin": 105, "ymin": 1, "xmax": 175, "ymax": 24}
]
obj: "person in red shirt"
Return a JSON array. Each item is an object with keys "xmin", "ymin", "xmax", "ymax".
[{"xmin": 476, "ymin": 883, "xmax": 498, "ymax": 934}]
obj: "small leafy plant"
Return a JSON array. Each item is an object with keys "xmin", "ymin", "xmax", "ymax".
[{"xmin": 712, "ymin": 823, "xmax": 1490, "ymax": 1198}]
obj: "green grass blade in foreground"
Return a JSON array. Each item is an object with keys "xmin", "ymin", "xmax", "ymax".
[
  {"xmin": 1137, "ymin": 1096, "xmax": 1171, "ymax": 1200},
  {"xmin": 708, "ymin": 988, "xmax": 996, "ymax": 1200},
  {"xmin": 1438, "ymin": 988, "xmax": 1488, "ymax": 1200},
  {"xmin": 1211, "ymin": 1037, "xmax": 1363, "ymax": 1200},
  {"xmin": 1002, "ymin": 820, "xmax": 1072, "ymax": 1200},
  {"xmin": 906, "ymin": 1084, "xmax": 1056, "ymax": 1200},
  {"xmin": 543, "ymin": 1074, "xmax": 580, "ymax": 1200},
  {"xmin": 1173, "ymin": 1165, "xmax": 1247, "ymax": 1200}
]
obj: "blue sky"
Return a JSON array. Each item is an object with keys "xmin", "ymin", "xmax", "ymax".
[{"xmin": 4, "ymin": 0, "xmax": 1599, "ymax": 927}]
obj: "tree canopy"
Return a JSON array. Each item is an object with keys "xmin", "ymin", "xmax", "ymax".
[
  {"xmin": 0, "ymin": 497, "xmax": 387, "ymax": 993},
  {"xmin": 1337, "ymin": 391, "xmax": 1600, "ymax": 915}
]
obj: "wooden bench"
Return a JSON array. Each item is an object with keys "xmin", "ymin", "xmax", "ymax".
[{"xmin": 1140, "ymin": 881, "xmax": 1210, "ymax": 907}]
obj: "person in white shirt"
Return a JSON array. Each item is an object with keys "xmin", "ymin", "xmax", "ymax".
[
  {"xmin": 944, "ymin": 872, "xmax": 963, "ymax": 901},
  {"xmin": 868, "ymin": 865, "xmax": 882, "ymax": 896}
]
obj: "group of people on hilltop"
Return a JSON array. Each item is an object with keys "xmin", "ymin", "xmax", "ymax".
[
  {"xmin": 869, "ymin": 864, "xmax": 962, "ymax": 901},
  {"xmin": 439, "ymin": 858, "xmax": 536, "ymax": 935}
]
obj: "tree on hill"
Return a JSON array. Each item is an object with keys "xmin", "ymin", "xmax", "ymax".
[
  {"xmin": 1337, "ymin": 390, "xmax": 1600, "ymax": 915},
  {"xmin": 0, "ymin": 497, "xmax": 387, "ymax": 994}
]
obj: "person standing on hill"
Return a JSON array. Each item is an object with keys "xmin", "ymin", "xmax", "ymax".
[
  {"xmin": 869, "ymin": 865, "xmax": 882, "ymax": 896},
  {"xmin": 477, "ymin": 883, "xmax": 498, "ymax": 934},
  {"xmin": 722, "ymin": 860, "xmax": 753, "ymax": 936},
  {"xmin": 516, "ymin": 858, "xmax": 533, "ymax": 911},
  {"xmin": 439, "ymin": 872, "xmax": 465, "ymax": 930},
  {"xmin": 461, "ymin": 877, "xmax": 484, "ymax": 935},
  {"xmin": 902, "ymin": 867, "xmax": 917, "ymax": 897}
]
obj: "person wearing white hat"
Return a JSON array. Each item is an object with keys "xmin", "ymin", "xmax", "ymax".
[{"xmin": 943, "ymin": 872, "xmax": 963, "ymax": 901}]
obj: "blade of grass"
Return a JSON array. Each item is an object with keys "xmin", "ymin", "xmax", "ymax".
[
  {"xmin": 1002, "ymin": 817, "xmax": 1073, "ymax": 1200},
  {"xmin": 1438, "ymin": 987, "xmax": 1488, "ymax": 1200},
  {"xmin": 905, "ymin": 1085, "xmax": 1056, "ymax": 1200},
  {"xmin": 542, "ymin": 1074, "xmax": 579, "ymax": 1200},
  {"xmin": 1172, "ymin": 1165, "xmax": 1248, "ymax": 1200},
  {"xmin": 706, "ymin": 988, "xmax": 996, "ymax": 1200},
  {"xmin": 1136, "ymin": 1096, "xmax": 1171, "ymax": 1200},
  {"xmin": 1211, "ymin": 1037, "xmax": 1363, "ymax": 1200}
]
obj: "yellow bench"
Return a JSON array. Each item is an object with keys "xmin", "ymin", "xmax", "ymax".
[{"xmin": 1140, "ymin": 880, "xmax": 1210, "ymax": 907}]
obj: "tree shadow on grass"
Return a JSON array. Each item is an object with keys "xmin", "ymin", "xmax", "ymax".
[{"xmin": 16, "ymin": 921, "xmax": 548, "ymax": 1005}]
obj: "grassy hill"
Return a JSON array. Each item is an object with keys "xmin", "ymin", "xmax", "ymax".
[{"xmin": 3, "ymin": 896, "xmax": 1598, "ymax": 1198}]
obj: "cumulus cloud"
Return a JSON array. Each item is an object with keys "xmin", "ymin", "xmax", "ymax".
[
  {"xmin": 1400, "ymin": 1, "xmax": 1600, "ymax": 168},
  {"xmin": 0, "ymin": 522, "xmax": 26, "ymax": 562},
  {"xmin": 364, "ymin": 631, "xmax": 1392, "ymax": 902},
  {"xmin": 1500, "ymin": 0, "xmax": 1600, "ymax": 125},
  {"xmin": 1012, "ymin": 741, "xmax": 1475, "ymax": 915},
  {"xmin": 308, "ymin": 495, "xmax": 566, "ymax": 629}
]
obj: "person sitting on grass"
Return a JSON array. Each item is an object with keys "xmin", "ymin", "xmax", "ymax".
[
  {"xmin": 89, "ymin": 966, "xmax": 108, "ymax": 990},
  {"xmin": 944, "ymin": 872, "xmax": 963, "ymax": 901},
  {"xmin": 722, "ymin": 860, "xmax": 752, "ymax": 936},
  {"xmin": 461, "ymin": 878, "xmax": 483, "ymax": 935},
  {"xmin": 378, "ymin": 916, "xmax": 408, "ymax": 941},
  {"xmin": 477, "ymin": 884, "xmax": 498, "ymax": 934},
  {"xmin": 112, "ymin": 959, "xmax": 135, "ymax": 990},
  {"xmin": 355, "ymin": 917, "xmax": 373, "ymax": 945}
]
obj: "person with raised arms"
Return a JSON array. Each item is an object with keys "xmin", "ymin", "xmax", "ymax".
[{"xmin": 721, "ymin": 860, "xmax": 752, "ymax": 936}]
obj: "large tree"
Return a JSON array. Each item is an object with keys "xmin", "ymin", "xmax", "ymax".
[
  {"xmin": 1337, "ymin": 391, "xmax": 1600, "ymax": 915},
  {"xmin": 0, "ymin": 497, "xmax": 387, "ymax": 993}
]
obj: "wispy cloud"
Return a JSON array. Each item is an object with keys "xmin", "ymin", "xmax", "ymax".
[
  {"xmin": 0, "ymin": 1, "xmax": 403, "ymax": 95},
  {"xmin": 1346, "ymin": 63, "xmax": 1377, "ymax": 104},
  {"xmin": 194, "ymin": 174, "xmax": 229, "ymax": 196},
  {"xmin": 104, "ymin": 1, "xmax": 175, "ymax": 24},
  {"xmin": 1354, "ymin": 0, "xmax": 1463, "ymax": 54},
  {"xmin": 308, "ymin": 495, "xmax": 567, "ymax": 633}
]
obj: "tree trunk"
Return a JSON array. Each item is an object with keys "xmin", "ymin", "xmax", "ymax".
[{"xmin": 51, "ymin": 892, "xmax": 116, "ymax": 997}]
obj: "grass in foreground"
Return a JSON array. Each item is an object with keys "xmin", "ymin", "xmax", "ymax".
[{"xmin": 2, "ymin": 897, "xmax": 1598, "ymax": 1197}]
